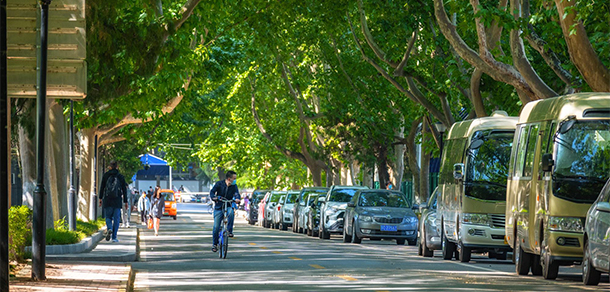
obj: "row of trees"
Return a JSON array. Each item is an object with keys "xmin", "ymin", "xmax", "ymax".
[{"xmin": 11, "ymin": 0, "xmax": 608, "ymax": 223}]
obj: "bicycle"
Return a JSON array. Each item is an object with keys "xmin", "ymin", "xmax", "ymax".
[{"xmin": 216, "ymin": 197, "xmax": 234, "ymax": 259}]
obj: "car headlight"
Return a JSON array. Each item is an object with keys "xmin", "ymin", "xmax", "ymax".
[
  {"xmin": 403, "ymin": 216, "xmax": 418, "ymax": 224},
  {"xmin": 548, "ymin": 217, "xmax": 584, "ymax": 233},
  {"xmin": 359, "ymin": 215, "xmax": 373, "ymax": 222},
  {"xmin": 462, "ymin": 213, "xmax": 490, "ymax": 226}
]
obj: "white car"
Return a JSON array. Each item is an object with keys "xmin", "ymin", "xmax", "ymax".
[
  {"xmin": 274, "ymin": 191, "xmax": 299, "ymax": 230},
  {"xmin": 318, "ymin": 185, "xmax": 369, "ymax": 239}
]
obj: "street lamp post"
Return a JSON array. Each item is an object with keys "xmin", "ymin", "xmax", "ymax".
[
  {"xmin": 0, "ymin": 0, "xmax": 10, "ymax": 289},
  {"xmin": 68, "ymin": 101, "xmax": 76, "ymax": 231},
  {"xmin": 32, "ymin": 0, "xmax": 53, "ymax": 281},
  {"xmin": 434, "ymin": 123, "xmax": 447, "ymax": 158}
]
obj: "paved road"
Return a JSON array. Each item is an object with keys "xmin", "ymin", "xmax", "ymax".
[{"xmin": 132, "ymin": 203, "xmax": 609, "ymax": 291}]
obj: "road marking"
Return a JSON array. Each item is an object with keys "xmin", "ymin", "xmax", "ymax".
[
  {"xmin": 248, "ymin": 243, "xmax": 256, "ymax": 246},
  {"xmin": 289, "ymin": 257, "xmax": 302, "ymax": 260},
  {"xmin": 260, "ymin": 247, "xmax": 268, "ymax": 249},
  {"xmin": 272, "ymin": 251, "xmax": 283, "ymax": 254},
  {"xmin": 337, "ymin": 275, "xmax": 357, "ymax": 281},
  {"xmin": 309, "ymin": 264, "xmax": 325, "ymax": 269}
]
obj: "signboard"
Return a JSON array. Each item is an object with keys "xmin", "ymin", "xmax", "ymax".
[{"xmin": 6, "ymin": 0, "xmax": 86, "ymax": 99}]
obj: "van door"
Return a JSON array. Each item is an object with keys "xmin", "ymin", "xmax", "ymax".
[{"xmin": 533, "ymin": 122, "xmax": 555, "ymax": 253}]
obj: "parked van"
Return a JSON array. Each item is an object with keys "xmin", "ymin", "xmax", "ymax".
[
  {"xmin": 438, "ymin": 111, "xmax": 517, "ymax": 263},
  {"xmin": 505, "ymin": 93, "xmax": 610, "ymax": 280}
]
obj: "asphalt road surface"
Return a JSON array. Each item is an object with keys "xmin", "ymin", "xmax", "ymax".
[{"xmin": 132, "ymin": 203, "xmax": 609, "ymax": 291}]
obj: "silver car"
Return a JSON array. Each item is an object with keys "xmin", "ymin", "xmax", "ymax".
[
  {"xmin": 343, "ymin": 190, "xmax": 418, "ymax": 245},
  {"xmin": 275, "ymin": 191, "xmax": 298, "ymax": 230},
  {"xmin": 301, "ymin": 192, "xmax": 321, "ymax": 234},
  {"xmin": 293, "ymin": 187, "xmax": 329, "ymax": 233},
  {"xmin": 264, "ymin": 191, "xmax": 285, "ymax": 229},
  {"xmin": 319, "ymin": 185, "xmax": 369, "ymax": 239},
  {"xmin": 583, "ymin": 178, "xmax": 610, "ymax": 285},
  {"xmin": 419, "ymin": 187, "xmax": 441, "ymax": 257}
]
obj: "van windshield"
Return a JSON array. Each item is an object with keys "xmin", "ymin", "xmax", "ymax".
[
  {"xmin": 465, "ymin": 131, "xmax": 514, "ymax": 201},
  {"xmin": 553, "ymin": 120, "xmax": 610, "ymax": 203}
]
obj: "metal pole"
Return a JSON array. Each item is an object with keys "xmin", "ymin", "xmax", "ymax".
[
  {"xmin": 32, "ymin": 0, "xmax": 52, "ymax": 281},
  {"xmin": 0, "ymin": 0, "xmax": 11, "ymax": 289},
  {"xmin": 90, "ymin": 135, "xmax": 97, "ymax": 220},
  {"xmin": 68, "ymin": 101, "xmax": 76, "ymax": 231}
]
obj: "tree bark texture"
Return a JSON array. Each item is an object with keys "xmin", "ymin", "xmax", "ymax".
[
  {"xmin": 554, "ymin": 0, "xmax": 610, "ymax": 92},
  {"xmin": 77, "ymin": 128, "xmax": 96, "ymax": 221}
]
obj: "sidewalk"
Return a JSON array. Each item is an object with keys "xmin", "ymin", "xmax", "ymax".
[{"xmin": 10, "ymin": 216, "xmax": 141, "ymax": 291}]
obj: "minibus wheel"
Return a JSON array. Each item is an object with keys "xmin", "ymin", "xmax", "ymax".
[
  {"xmin": 515, "ymin": 234, "xmax": 532, "ymax": 275},
  {"xmin": 540, "ymin": 241, "xmax": 559, "ymax": 280},
  {"xmin": 531, "ymin": 255, "xmax": 542, "ymax": 275},
  {"xmin": 458, "ymin": 241, "xmax": 471, "ymax": 262}
]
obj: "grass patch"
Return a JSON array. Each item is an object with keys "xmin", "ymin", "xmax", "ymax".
[{"xmin": 26, "ymin": 217, "xmax": 106, "ymax": 246}]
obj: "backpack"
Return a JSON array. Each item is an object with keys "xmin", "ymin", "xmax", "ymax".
[{"xmin": 104, "ymin": 174, "xmax": 122, "ymax": 199}]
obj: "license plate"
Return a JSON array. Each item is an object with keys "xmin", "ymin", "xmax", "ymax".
[
  {"xmin": 380, "ymin": 225, "xmax": 397, "ymax": 232},
  {"xmin": 164, "ymin": 212, "xmax": 168, "ymax": 215}
]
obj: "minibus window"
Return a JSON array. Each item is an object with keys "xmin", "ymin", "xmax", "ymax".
[
  {"xmin": 514, "ymin": 126, "xmax": 528, "ymax": 177},
  {"xmin": 553, "ymin": 120, "xmax": 610, "ymax": 203},
  {"xmin": 523, "ymin": 124, "xmax": 539, "ymax": 177},
  {"xmin": 465, "ymin": 132, "xmax": 514, "ymax": 201}
]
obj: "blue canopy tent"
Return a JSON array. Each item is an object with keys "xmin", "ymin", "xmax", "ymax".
[{"xmin": 134, "ymin": 154, "xmax": 172, "ymax": 189}]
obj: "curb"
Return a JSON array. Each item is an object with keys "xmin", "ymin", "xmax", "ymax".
[
  {"xmin": 126, "ymin": 265, "xmax": 136, "ymax": 292},
  {"xmin": 25, "ymin": 227, "xmax": 106, "ymax": 255}
]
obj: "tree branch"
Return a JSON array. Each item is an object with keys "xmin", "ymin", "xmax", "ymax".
[
  {"xmin": 394, "ymin": 30, "xmax": 417, "ymax": 77},
  {"xmin": 357, "ymin": 0, "xmax": 399, "ymax": 68}
]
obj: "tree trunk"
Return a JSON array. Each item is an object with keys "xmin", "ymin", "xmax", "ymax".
[
  {"xmin": 47, "ymin": 100, "xmax": 69, "ymax": 225},
  {"xmin": 361, "ymin": 164, "xmax": 373, "ymax": 188},
  {"xmin": 216, "ymin": 166, "xmax": 226, "ymax": 181},
  {"xmin": 78, "ymin": 128, "xmax": 96, "ymax": 221},
  {"xmin": 376, "ymin": 145, "xmax": 390, "ymax": 189},
  {"xmin": 406, "ymin": 119, "xmax": 421, "ymax": 202},
  {"xmin": 18, "ymin": 116, "xmax": 36, "ymax": 209},
  {"xmin": 310, "ymin": 164, "xmax": 323, "ymax": 187},
  {"xmin": 388, "ymin": 127, "xmax": 406, "ymax": 190},
  {"xmin": 554, "ymin": 0, "xmax": 610, "ymax": 92},
  {"xmin": 419, "ymin": 121, "xmax": 431, "ymax": 203}
]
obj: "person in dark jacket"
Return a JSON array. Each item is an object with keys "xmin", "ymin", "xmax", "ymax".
[
  {"xmin": 210, "ymin": 171, "xmax": 241, "ymax": 252},
  {"xmin": 150, "ymin": 186, "xmax": 165, "ymax": 236},
  {"xmin": 98, "ymin": 161, "xmax": 128, "ymax": 242}
]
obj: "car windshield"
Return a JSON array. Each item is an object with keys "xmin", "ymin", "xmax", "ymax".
[
  {"xmin": 307, "ymin": 194, "xmax": 319, "ymax": 206},
  {"xmin": 285, "ymin": 193, "xmax": 298, "ymax": 203},
  {"xmin": 329, "ymin": 189, "xmax": 360, "ymax": 202},
  {"xmin": 269, "ymin": 193, "xmax": 283, "ymax": 203},
  {"xmin": 358, "ymin": 192, "xmax": 409, "ymax": 208},
  {"xmin": 553, "ymin": 120, "xmax": 610, "ymax": 203},
  {"xmin": 465, "ymin": 131, "xmax": 514, "ymax": 201},
  {"xmin": 161, "ymin": 192, "xmax": 174, "ymax": 201},
  {"xmin": 300, "ymin": 189, "xmax": 328, "ymax": 205},
  {"xmin": 251, "ymin": 194, "xmax": 265, "ymax": 205}
]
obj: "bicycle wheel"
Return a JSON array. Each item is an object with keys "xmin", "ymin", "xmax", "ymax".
[
  {"xmin": 222, "ymin": 230, "xmax": 229, "ymax": 259},
  {"xmin": 218, "ymin": 229, "xmax": 224, "ymax": 259}
]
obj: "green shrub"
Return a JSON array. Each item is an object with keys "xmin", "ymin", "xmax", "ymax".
[
  {"xmin": 46, "ymin": 229, "xmax": 83, "ymax": 245},
  {"xmin": 8, "ymin": 206, "xmax": 32, "ymax": 262}
]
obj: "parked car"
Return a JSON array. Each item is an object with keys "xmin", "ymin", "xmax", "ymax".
[
  {"xmin": 275, "ymin": 191, "xmax": 298, "ymax": 231},
  {"xmin": 582, "ymin": 178, "xmax": 610, "ymax": 285},
  {"xmin": 439, "ymin": 111, "xmax": 516, "ymax": 263},
  {"xmin": 419, "ymin": 187, "xmax": 441, "ymax": 257},
  {"xmin": 343, "ymin": 189, "xmax": 417, "ymax": 245},
  {"xmin": 258, "ymin": 191, "xmax": 271, "ymax": 227},
  {"xmin": 160, "ymin": 189, "xmax": 177, "ymax": 220},
  {"xmin": 318, "ymin": 185, "xmax": 369, "ymax": 239},
  {"xmin": 306, "ymin": 196, "xmax": 323, "ymax": 237},
  {"xmin": 272, "ymin": 195, "xmax": 286, "ymax": 229},
  {"xmin": 264, "ymin": 191, "xmax": 285, "ymax": 228},
  {"xmin": 248, "ymin": 190, "xmax": 269, "ymax": 225},
  {"xmin": 300, "ymin": 192, "xmax": 324, "ymax": 234},
  {"xmin": 505, "ymin": 93, "xmax": 610, "ymax": 279},
  {"xmin": 293, "ymin": 187, "xmax": 329, "ymax": 233}
]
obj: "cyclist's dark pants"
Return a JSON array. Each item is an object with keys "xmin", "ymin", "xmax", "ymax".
[{"xmin": 212, "ymin": 207, "xmax": 235, "ymax": 246}]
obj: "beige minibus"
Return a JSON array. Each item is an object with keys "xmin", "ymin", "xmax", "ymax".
[
  {"xmin": 505, "ymin": 93, "xmax": 610, "ymax": 280},
  {"xmin": 438, "ymin": 111, "xmax": 518, "ymax": 262}
]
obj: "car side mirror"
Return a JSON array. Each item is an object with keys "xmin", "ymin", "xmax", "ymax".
[
  {"xmin": 347, "ymin": 202, "xmax": 355, "ymax": 208},
  {"xmin": 453, "ymin": 163, "xmax": 465, "ymax": 180},
  {"xmin": 318, "ymin": 197, "xmax": 326, "ymax": 203},
  {"xmin": 420, "ymin": 203, "xmax": 428, "ymax": 210},
  {"xmin": 541, "ymin": 153, "xmax": 554, "ymax": 172}
]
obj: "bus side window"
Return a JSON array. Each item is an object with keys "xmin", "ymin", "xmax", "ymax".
[
  {"xmin": 514, "ymin": 126, "xmax": 528, "ymax": 177},
  {"xmin": 539, "ymin": 122, "xmax": 556, "ymax": 177},
  {"xmin": 523, "ymin": 124, "xmax": 539, "ymax": 177}
]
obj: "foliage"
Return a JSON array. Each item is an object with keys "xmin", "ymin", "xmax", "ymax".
[{"xmin": 9, "ymin": 206, "xmax": 32, "ymax": 262}]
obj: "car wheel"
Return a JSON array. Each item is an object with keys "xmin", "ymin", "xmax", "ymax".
[
  {"xmin": 407, "ymin": 239, "xmax": 416, "ymax": 246},
  {"xmin": 418, "ymin": 235, "xmax": 423, "ymax": 256},
  {"xmin": 422, "ymin": 235, "xmax": 434, "ymax": 257},
  {"xmin": 173, "ymin": 216, "xmax": 177, "ymax": 220},
  {"xmin": 282, "ymin": 222, "xmax": 288, "ymax": 231},
  {"xmin": 496, "ymin": 251, "xmax": 508, "ymax": 261},
  {"xmin": 352, "ymin": 222, "xmax": 361, "ymax": 244},
  {"xmin": 541, "ymin": 237, "xmax": 559, "ymax": 280},
  {"xmin": 515, "ymin": 233, "xmax": 532, "ymax": 275},
  {"xmin": 458, "ymin": 241, "xmax": 471, "ymax": 263},
  {"xmin": 396, "ymin": 239, "xmax": 406, "ymax": 245},
  {"xmin": 582, "ymin": 239, "xmax": 601, "ymax": 285},
  {"xmin": 298, "ymin": 227, "xmax": 304, "ymax": 234},
  {"xmin": 441, "ymin": 228, "xmax": 455, "ymax": 260},
  {"xmin": 342, "ymin": 225, "xmax": 352, "ymax": 243}
]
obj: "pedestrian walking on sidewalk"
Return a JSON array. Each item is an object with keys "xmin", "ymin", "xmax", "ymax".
[
  {"xmin": 137, "ymin": 192, "xmax": 151, "ymax": 225},
  {"xmin": 151, "ymin": 186, "xmax": 165, "ymax": 236},
  {"xmin": 99, "ymin": 161, "xmax": 129, "ymax": 243}
]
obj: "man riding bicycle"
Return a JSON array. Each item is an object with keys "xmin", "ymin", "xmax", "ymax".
[{"xmin": 210, "ymin": 171, "xmax": 240, "ymax": 252}]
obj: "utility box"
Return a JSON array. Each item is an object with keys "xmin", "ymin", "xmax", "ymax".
[{"xmin": 6, "ymin": 0, "xmax": 86, "ymax": 99}]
